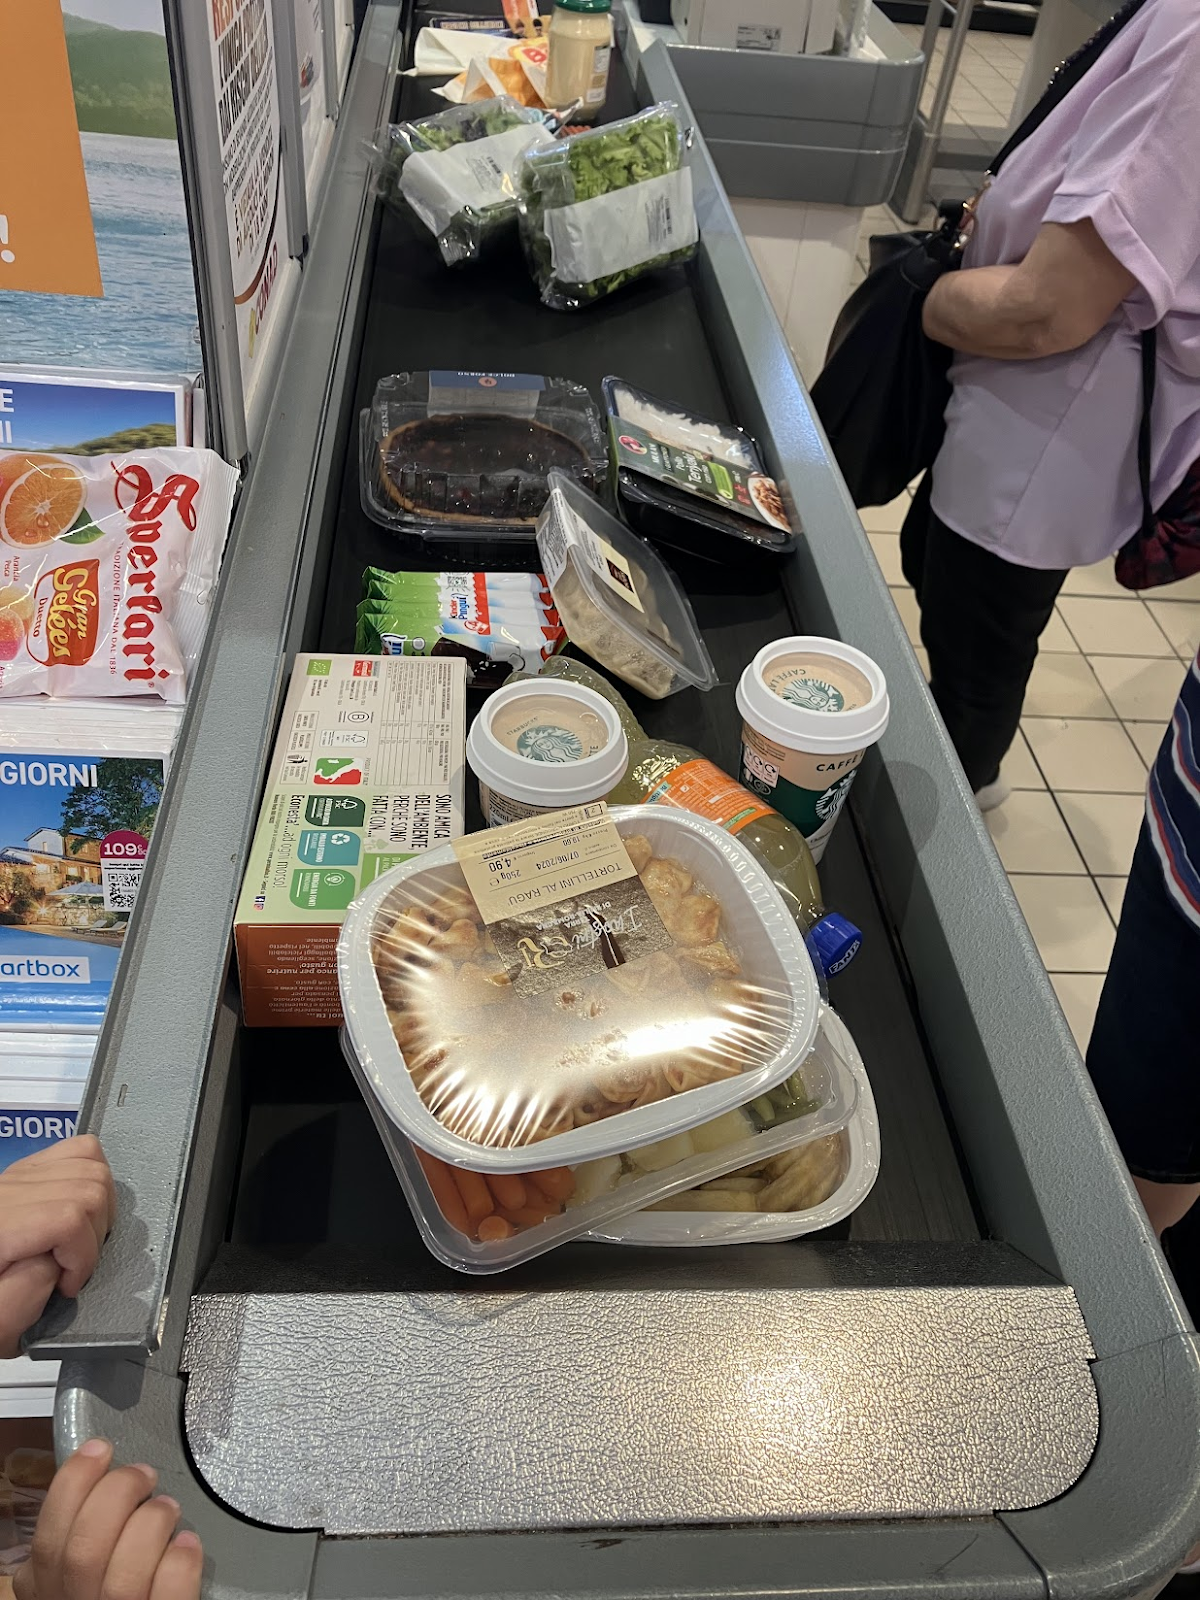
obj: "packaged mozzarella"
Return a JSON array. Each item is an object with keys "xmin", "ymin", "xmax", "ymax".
[{"xmin": 0, "ymin": 447, "xmax": 238, "ymax": 703}]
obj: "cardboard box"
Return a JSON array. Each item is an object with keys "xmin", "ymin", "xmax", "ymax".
[
  {"xmin": 672, "ymin": 0, "xmax": 813, "ymax": 53},
  {"xmin": 234, "ymin": 654, "xmax": 466, "ymax": 1027}
]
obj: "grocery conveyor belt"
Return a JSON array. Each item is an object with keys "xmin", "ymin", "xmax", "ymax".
[
  {"xmin": 295, "ymin": 51, "xmax": 977, "ymax": 1253},
  {"xmin": 43, "ymin": 5, "xmax": 1200, "ymax": 1595}
]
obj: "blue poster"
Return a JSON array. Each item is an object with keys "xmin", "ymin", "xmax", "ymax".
[
  {"xmin": 0, "ymin": 1108, "xmax": 82, "ymax": 1174},
  {"xmin": 0, "ymin": 372, "xmax": 184, "ymax": 453},
  {"xmin": 0, "ymin": 750, "xmax": 164, "ymax": 1028}
]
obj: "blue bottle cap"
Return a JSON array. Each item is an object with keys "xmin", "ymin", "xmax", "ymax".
[{"xmin": 806, "ymin": 913, "xmax": 862, "ymax": 979}]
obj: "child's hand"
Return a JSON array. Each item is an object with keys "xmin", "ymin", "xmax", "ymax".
[
  {"xmin": 14, "ymin": 1441, "xmax": 203, "ymax": 1600},
  {"xmin": 0, "ymin": 1136, "xmax": 115, "ymax": 1355}
]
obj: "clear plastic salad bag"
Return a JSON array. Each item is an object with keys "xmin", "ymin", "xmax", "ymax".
[
  {"xmin": 516, "ymin": 102, "xmax": 698, "ymax": 310},
  {"xmin": 366, "ymin": 98, "xmax": 554, "ymax": 266}
]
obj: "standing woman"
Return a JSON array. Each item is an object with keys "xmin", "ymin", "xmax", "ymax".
[{"xmin": 904, "ymin": 0, "xmax": 1200, "ymax": 808}]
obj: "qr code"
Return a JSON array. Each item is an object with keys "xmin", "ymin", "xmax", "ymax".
[{"xmin": 103, "ymin": 867, "xmax": 144, "ymax": 913}]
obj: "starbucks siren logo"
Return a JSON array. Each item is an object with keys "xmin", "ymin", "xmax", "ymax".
[
  {"xmin": 516, "ymin": 723, "xmax": 584, "ymax": 763},
  {"xmin": 815, "ymin": 773, "xmax": 856, "ymax": 821},
  {"xmin": 782, "ymin": 675, "xmax": 845, "ymax": 713}
]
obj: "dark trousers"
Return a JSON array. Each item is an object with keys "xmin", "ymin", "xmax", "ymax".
[
  {"xmin": 1086, "ymin": 823, "xmax": 1200, "ymax": 1183},
  {"xmin": 900, "ymin": 477, "xmax": 1069, "ymax": 791}
]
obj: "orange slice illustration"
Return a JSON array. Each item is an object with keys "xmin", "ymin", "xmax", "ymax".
[{"xmin": 0, "ymin": 453, "xmax": 87, "ymax": 548}]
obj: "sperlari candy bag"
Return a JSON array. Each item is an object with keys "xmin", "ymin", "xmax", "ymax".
[{"xmin": 0, "ymin": 447, "xmax": 238, "ymax": 703}]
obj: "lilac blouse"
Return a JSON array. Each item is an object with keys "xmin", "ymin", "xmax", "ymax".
[{"xmin": 929, "ymin": 0, "xmax": 1200, "ymax": 570}]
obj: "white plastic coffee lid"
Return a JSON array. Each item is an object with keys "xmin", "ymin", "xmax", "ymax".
[
  {"xmin": 736, "ymin": 636, "xmax": 889, "ymax": 756},
  {"xmin": 467, "ymin": 678, "xmax": 629, "ymax": 809}
]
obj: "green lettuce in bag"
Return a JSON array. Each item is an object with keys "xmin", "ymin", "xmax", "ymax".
[{"xmin": 516, "ymin": 103, "xmax": 698, "ymax": 310}]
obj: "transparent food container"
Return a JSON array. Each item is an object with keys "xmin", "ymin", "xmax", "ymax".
[
  {"xmin": 603, "ymin": 376, "xmax": 798, "ymax": 560},
  {"xmin": 337, "ymin": 805, "xmax": 824, "ymax": 1172},
  {"xmin": 587, "ymin": 1005, "xmax": 880, "ymax": 1246},
  {"xmin": 342, "ymin": 1008, "xmax": 857, "ymax": 1273},
  {"xmin": 360, "ymin": 372, "xmax": 607, "ymax": 542},
  {"xmin": 516, "ymin": 102, "xmax": 699, "ymax": 311},
  {"xmin": 367, "ymin": 98, "xmax": 555, "ymax": 266},
  {"xmin": 536, "ymin": 472, "xmax": 717, "ymax": 700}
]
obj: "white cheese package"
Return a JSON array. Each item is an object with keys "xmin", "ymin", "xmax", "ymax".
[
  {"xmin": 587, "ymin": 1005, "xmax": 880, "ymax": 1245},
  {"xmin": 337, "ymin": 804, "xmax": 825, "ymax": 1173},
  {"xmin": 368, "ymin": 97, "xmax": 554, "ymax": 265},
  {"xmin": 536, "ymin": 471, "xmax": 716, "ymax": 699},
  {"xmin": 516, "ymin": 103, "xmax": 698, "ymax": 310},
  {"xmin": 342, "ymin": 1004, "xmax": 857, "ymax": 1273},
  {"xmin": 0, "ymin": 447, "xmax": 238, "ymax": 703}
]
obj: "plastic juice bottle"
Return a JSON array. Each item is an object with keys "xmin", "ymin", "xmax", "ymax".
[
  {"xmin": 526, "ymin": 656, "xmax": 828, "ymax": 932},
  {"xmin": 545, "ymin": 0, "xmax": 613, "ymax": 121}
]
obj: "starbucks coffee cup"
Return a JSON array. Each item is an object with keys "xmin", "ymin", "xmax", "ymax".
[
  {"xmin": 467, "ymin": 678, "xmax": 629, "ymax": 827},
  {"xmin": 736, "ymin": 637, "xmax": 889, "ymax": 863}
]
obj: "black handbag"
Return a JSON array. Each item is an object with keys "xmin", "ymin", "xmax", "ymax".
[{"xmin": 810, "ymin": 0, "xmax": 1151, "ymax": 510}]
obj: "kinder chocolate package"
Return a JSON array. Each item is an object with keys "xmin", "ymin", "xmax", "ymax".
[{"xmin": 0, "ymin": 447, "xmax": 238, "ymax": 703}]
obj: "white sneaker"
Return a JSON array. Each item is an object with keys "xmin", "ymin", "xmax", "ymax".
[{"xmin": 975, "ymin": 778, "xmax": 1011, "ymax": 813}]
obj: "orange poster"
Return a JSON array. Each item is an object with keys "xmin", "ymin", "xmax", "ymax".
[{"xmin": 0, "ymin": 0, "xmax": 103, "ymax": 297}]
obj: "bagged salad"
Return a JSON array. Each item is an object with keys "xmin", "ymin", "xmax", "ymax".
[
  {"xmin": 516, "ymin": 102, "xmax": 698, "ymax": 310},
  {"xmin": 368, "ymin": 97, "xmax": 555, "ymax": 266}
]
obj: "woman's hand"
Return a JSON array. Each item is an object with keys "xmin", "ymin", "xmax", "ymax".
[
  {"xmin": 0, "ymin": 1136, "xmax": 115, "ymax": 1355},
  {"xmin": 14, "ymin": 1441, "xmax": 203, "ymax": 1600},
  {"xmin": 923, "ymin": 218, "xmax": 1138, "ymax": 360}
]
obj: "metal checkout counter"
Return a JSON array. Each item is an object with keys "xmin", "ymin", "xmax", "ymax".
[{"xmin": 31, "ymin": 3, "xmax": 1200, "ymax": 1596}]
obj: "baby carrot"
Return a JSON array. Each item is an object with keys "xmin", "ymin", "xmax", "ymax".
[
  {"xmin": 499, "ymin": 1203, "xmax": 559, "ymax": 1230},
  {"xmin": 486, "ymin": 1173, "xmax": 527, "ymax": 1211},
  {"xmin": 477, "ymin": 1214, "xmax": 516, "ymax": 1242},
  {"xmin": 527, "ymin": 1166, "xmax": 575, "ymax": 1203},
  {"xmin": 416, "ymin": 1150, "xmax": 471, "ymax": 1234},
  {"xmin": 452, "ymin": 1167, "xmax": 496, "ymax": 1229}
]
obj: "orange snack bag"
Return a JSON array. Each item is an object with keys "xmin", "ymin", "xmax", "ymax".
[{"xmin": 0, "ymin": 447, "xmax": 238, "ymax": 703}]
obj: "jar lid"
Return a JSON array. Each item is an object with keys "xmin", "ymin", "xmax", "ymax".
[{"xmin": 554, "ymin": 0, "xmax": 612, "ymax": 12}]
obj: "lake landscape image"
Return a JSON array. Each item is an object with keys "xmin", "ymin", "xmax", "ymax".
[{"xmin": 0, "ymin": 8, "xmax": 200, "ymax": 378}]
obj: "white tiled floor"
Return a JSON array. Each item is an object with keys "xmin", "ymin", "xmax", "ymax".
[{"xmin": 861, "ymin": 487, "xmax": 1199, "ymax": 1056}]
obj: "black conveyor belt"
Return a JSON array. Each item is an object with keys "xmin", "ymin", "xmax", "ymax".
[{"xmin": 224, "ymin": 46, "xmax": 978, "ymax": 1274}]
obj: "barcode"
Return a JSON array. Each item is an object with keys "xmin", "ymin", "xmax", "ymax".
[
  {"xmin": 103, "ymin": 866, "xmax": 144, "ymax": 913},
  {"xmin": 737, "ymin": 23, "xmax": 782, "ymax": 49},
  {"xmin": 465, "ymin": 152, "xmax": 505, "ymax": 191},
  {"xmin": 540, "ymin": 514, "xmax": 568, "ymax": 582},
  {"xmin": 647, "ymin": 193, "xmax": 673, "ymax": 249}
]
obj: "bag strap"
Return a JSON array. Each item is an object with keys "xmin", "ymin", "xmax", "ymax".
[
  {"xmin": 1138, "ymin": 328, "xmax": 1157, "ymax": 538},
  {"xmin": 990, "ymin": 0, "xmax": 1151, "ymax": 176}
]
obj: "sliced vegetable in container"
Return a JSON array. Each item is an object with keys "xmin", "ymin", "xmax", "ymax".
[
  {"xmin": 340, "ymin": 1005, "xmax": 858, "ymax": 1274},
  {"xmin": 588, "ymin": 1006, "xmax": 881, "ymax": 1247}
]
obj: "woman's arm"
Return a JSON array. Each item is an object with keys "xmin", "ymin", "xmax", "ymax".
[{"xmin": 922, "ymin": 217, "xmax": 1138, "ymax": 359}]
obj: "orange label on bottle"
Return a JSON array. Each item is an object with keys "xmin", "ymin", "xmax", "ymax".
[{"xmin": 641, "ymin": 758, "xmax": 776, "ymax": 835}]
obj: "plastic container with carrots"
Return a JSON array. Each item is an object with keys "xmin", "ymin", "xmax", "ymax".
[{"xmin": 340, "ymin": 1007, "xmax": 859, "ymax": 1273}]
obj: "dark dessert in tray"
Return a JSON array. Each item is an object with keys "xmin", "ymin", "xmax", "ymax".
[{"xmin": 379, "ymin": 414, "xmax": 592, "ymax": 524}]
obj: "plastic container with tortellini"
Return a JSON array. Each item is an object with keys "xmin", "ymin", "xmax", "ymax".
[
  {"xmin": 535, "ymin": 471, "xmax": 717, "ymax": 700},
  {"xmin": 336, "ymin": 805, "xmax": 833, "ymax": 1182},
  {"xmin": 586, "ymin": 1004, "xmax": 880, "ymax": 1248},
  {"xmin": 339, "ymin": 1003, "xmax": 859, "ymax": 1273}
]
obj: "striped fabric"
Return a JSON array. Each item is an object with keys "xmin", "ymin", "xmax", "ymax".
[{"xmin": 1147, "ymin": 648, "xmax": 1200, "ymax": 928}]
